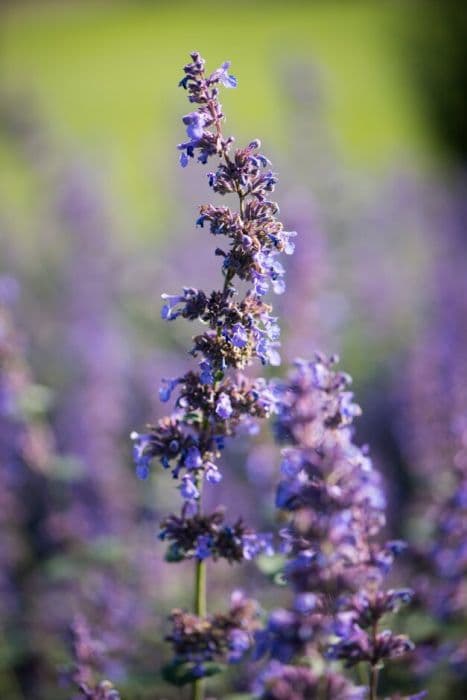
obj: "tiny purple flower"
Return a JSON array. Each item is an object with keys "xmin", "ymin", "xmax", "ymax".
[
  {"xmin": 205, "ymin": 462, "xmax": 222, "ymax": 483},
  {"xmin": 216, "ymin": 393, "xmax": 233, "ymax": 419},
  {"xmin": 195, "ymin": 535, "xmax": 212, "ymax": 560},
  {"xmin": 180, "ymin": 474, "xmax": 199, "ymax": 501},
  {"xmin": 182, "ymin": 111, "xmax": 207, "ymax": 140},
  {"xmin": 185, "ymin": 446, "xmax": 203, "ymax": 469},
  {"xmin": 199, "ymin": 360, "xmax": 214, "ymax": 384},
  {"xmin": 231, "ymin": 322, "xmax": 248, "ymax": 348},
  {"xmin": 242, "ymin": 533, "xmax": 274, "ymax": 560},
  {"xmin": 227, "ymin": 629, "xmax": 250, "ymax": 662},
  {"xmin": 212, "ymin": 61, "xmax": 237, "ymax": 89},
  {"xmin": 159, "ymin": 377, "xmax": 179, "ymax": 403},
  {"xmin": 161, "ymin": 293, "xmax": 184, "ymax": 320}
]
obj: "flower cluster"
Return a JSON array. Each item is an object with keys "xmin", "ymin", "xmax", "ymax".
[
  {"xmin": 160, "ymin": 505, "xmax": 272, "ymax": 563},
  {"xmin": 132, "ymin": 371, "xmax": 276, "ymax": 487},
  {"xmin": 257, "ymin": 355, "xmax": 415, "ymax": 696},
  {"xmin": 166, "ymin": 591, "xmax": 261, "ymax": 679},
  {"xmin": 255, "ymin": 661, "xmax": 366, "ymax": 700}
]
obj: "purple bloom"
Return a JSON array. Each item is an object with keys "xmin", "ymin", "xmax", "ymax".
[
  {"xmin": 231, "ymin": 322, "xmax": 248, "ymax": 348},
  {"xmin": 242, "ymin": 533, "xmax": 274, "ymax": 560},
  {"xmin": 161, "ymin": 293, "xmax": 185, "ymax": 320},
  {"xmin": 199, "ymin": 360, "xmax": 214, "ymax": 384},
  {"xmin": 159, "ymin": 377, "xmax": 179, "ymax": 403},
  {"xmin": 280, "ymin": 449, "xmax": 303, "ymax": 478},
  {"xmin": 293, "ymin": 593, "xmax": 318, "ymax": 614},
  {"xmin": 205, "ymin": 461, "xmax": 222, "ymax": 484},
  {"xmin": 182, "ymin": 111, "xmax": 208, "ymax": 140},
  {"xmin": 215, "ymin": 393, "xmax": 233, "ymax": 419},
  {"xmin": 130, "ymin": 431, "xmax": 152, "ymax": 479},
  {"xmin": 180, "ymin": 475, "xmax": 199, "ymax": 501},
  {"xmin": 215, "ymin": 61, "xmax": 238, "ymax": 89},
  {"xmin": 195, "ymin": 535, "xmax": 212, "ymax": 560},
  {"xmin": 256, "ymin": 337, "xmax": 281, "ymax": 366},
  {"xmin": 283, "ymin": 230, "xmax": 297, "ymax": 255},
  {"xmin": 184, "ymin": 445, "xmax": 202, "ymax": 469},
  {"xmin": 227, "ymin": 628, "xmax": 250, "ymax": 662}
]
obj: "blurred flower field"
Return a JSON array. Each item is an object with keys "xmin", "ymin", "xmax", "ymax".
[{"xmin": 0, "ymin": 2, "xmax": 466, "ymax": 699}]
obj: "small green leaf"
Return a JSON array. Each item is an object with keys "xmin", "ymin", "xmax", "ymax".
[
  {"xmin": 164, "ymin": 543, "xmax": 185, "ymax": 563},
  {"xmin": 184, "ymin": 412, "xmax": 200, "ymax": 421},
  {"xmin": 162, "ymin": 660, "xmax": 225, "ymax": 686},
  {"xmin": 256, "ymin": 553, "xmax": 285, "ymax": 576},
  {"xmin": 18, "ymin": 384, "xmax": 54, "ymax": 417}
]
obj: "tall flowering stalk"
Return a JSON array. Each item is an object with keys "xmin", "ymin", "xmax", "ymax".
[
  {"xmin": 255, "ymin": 355, "xmax": 419, "ymax": 699},
  {"xmin": 0, "ymin": 277, "xmax": 56, "ymax": 697},
  {"xmin": 131, "ymin": 52, "xmax": 295, "ymax": 697},
  {"xmin": 66, "ymin": 615, "xmax": 121, "ymax": 700},
  {"xmin": 400, "ymin": 185, "xmax": 467, "ymax": 694}
]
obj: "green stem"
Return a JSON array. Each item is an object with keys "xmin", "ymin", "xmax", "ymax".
[
  {"xmin": 194, "ymin": 555, "xmax": 207, "ymax": 618},
  {"xmin": 192, "ymin": 556, "xmax": 206, "ymax": 700},
  {"xmin": 192, "ymin": 473, "xmax": 206, "ymax": 700},
  {"xmin": 369, "ymin": 665, "xmax": 379, "ymax": 700},
  {"xmin": 369, "ymin": 621, "xmax": 379, "ymax": 700},
  {"xmin": 357, "ymin": 662, "xmax": 367, "ymax": 687},
  {"xmin": 0, "ymin": 628, "xmax": 24, "ymax": 700}
]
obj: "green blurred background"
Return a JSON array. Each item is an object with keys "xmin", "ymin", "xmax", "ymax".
[
  {"xmin": 1, "ymin": 0, "xmax": 454, "ymax": 240},
  {"xmin": 1, "ymin": 2, "xmax": 466, "ymax": 699}
]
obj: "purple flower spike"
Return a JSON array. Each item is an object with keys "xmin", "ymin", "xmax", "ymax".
[
  {"xmin": 261, "ymin": 354, "xmax": 417, "ymax": 694},
  {"xmin": 131, "ymin": 51, "xmax": 297, "ymax": 685}
]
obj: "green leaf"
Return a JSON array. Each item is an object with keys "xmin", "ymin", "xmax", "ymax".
[
  {"xmin": 162, "ymin": 660, "xmax": 225, "ymax": 686},
  {"xmin": 256, "ymin": 553, "xmax": 285, "ymax": 576},
  {"xmin": 164, "ymin": 543, "xmax": 185, "ymax": 563},
  {"xmin": 18, "ymin": 384, "xmax": 54, "ymax": 417},
  {"xmin": 184, "ymin": 411, "xmax": 200, "ymax": 422}
]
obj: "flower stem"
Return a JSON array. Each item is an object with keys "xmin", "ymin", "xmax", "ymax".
[
  {"xmin": 192, "ymin": 474, "xmax": 206, "ymax": 700},
  {"xmin": 369, "ymin": 665, "xmax": 379, "ymax": 700},
  {"xmin": 369, "ymin": 621, "xmax": 379, "ymax": 700},
  {"xmin": 193, "ymin": 673, "xmax": 204, "ymax": 700},
  {"xmin": 194, "ymin": 554, "xmax": 207, "ymax": 617}
]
